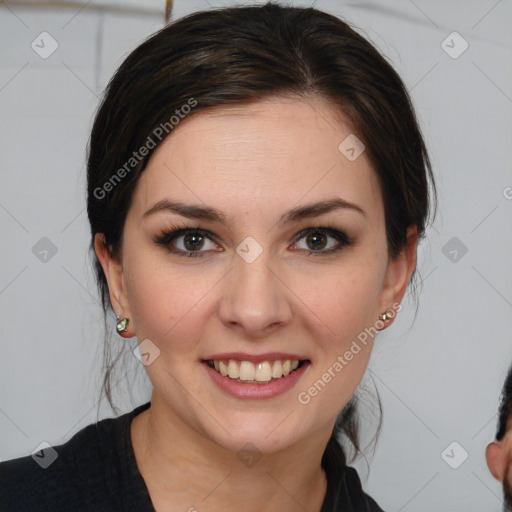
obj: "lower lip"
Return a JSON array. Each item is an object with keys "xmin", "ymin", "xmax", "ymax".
[{"xmin": 202, "ymin": 361, "xmax": 310, "ymax": 399}]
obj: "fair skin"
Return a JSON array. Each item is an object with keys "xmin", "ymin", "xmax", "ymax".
[
  {"xmin": 487, "ymin": 428, "xmax": 512, "ymax": 508},
  {"xmin": 95, "ymin": 96, "xmax": 418, "ymax": 512}
]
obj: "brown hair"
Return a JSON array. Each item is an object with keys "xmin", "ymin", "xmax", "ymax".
[
  {"xmin": 496, "ymin": 364, "xmax": 512, "ymax": 440},
  {"xmin": 86, "ymin": 1, "xmax": 436, "ymax": 480}
]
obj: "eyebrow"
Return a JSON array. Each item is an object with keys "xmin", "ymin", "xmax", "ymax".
[{"xmin": 142, "ymin": 198, "xmax": 366, "ymax": 224}]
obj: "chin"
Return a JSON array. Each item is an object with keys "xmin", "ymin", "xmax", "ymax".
[{"xmin": 205, "ymin": 414, "xmax": 306, "ymax": 456}]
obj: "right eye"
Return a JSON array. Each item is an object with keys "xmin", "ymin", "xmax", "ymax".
[{"xmin": 155, "ymin": 227, "xmax": 223, "ymax": 257}]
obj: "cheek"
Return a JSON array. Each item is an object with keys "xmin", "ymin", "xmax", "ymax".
[
  {"xmin": 295, "ymin": 275, "xmax": 379, "ymax": 420},
  {"xmin": 122, "ymin": 247, "xmax": 219, "ymax": 353},
  {"xmin": 290, "ymin": 259, "xmax": 384, "ymax": 346},
  {"xmin": 507, "ymin": 459, "xmax": 512, "ymax": 486}
]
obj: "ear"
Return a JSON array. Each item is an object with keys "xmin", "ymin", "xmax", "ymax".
[
  {"xmin": 486, "ymin": 441, "xmax": 508, "ymax": 482},
  {"xmin": 94, "ymin": 233, "xmax": 134, "ymax": 335},
  {"xmin": 377, "ymin": 225, "xmax": 418, "ymax": 327}
]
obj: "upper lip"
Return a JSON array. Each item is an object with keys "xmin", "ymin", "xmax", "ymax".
[{"xmin": 202, "ymin": 352, "xmax": 309, "ymax": 364}]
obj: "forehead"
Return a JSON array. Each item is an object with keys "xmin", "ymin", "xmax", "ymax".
[{"xmin": 131, "ymin": 96, "xmax": 382, "ymax": 220}]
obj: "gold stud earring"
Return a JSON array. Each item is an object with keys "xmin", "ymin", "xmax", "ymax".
[
  {"xmin": 116, "ymin": 317, "xmax": 129, "ymax": 334},
  {"xmin": 379, "ymin": 312, "xmax": 392, "ymax": 322}
]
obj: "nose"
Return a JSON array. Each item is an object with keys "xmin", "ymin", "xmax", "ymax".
[{"xmin": 217, "ymin": 249, "xmax": 293, "ymax": 338}]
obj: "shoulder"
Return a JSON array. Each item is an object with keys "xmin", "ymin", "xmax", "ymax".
[{"xmin": 0, "ymin": 402, "xmax": 151, "ymax": 512}]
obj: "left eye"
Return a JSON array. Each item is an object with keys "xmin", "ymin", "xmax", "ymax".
[{"xmin": 292, "ymin": 228, "xmax": 350, "ymax": 255}]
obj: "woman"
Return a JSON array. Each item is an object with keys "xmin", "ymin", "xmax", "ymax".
[{"xmin": 0, "ymin": 3, "xmax": 435, "ymax": 511}]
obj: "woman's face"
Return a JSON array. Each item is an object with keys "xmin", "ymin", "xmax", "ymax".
[{"xmin": 98, "ymin": 96, "xmax": 416, "ymax": 454}]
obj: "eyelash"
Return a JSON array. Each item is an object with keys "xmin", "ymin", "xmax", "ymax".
[{"xmin": 154, "ymin": 223, "xmax": 354, "ymax": 258}]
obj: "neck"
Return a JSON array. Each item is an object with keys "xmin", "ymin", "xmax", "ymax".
[{"xmin": 131, "ymin": 394, "xmax": 331, "ymax": 512}]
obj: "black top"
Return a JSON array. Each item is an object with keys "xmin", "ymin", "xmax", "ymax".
[{"xmin": 0, "ymin": 402, "xmax": 384, "ymax": 511}]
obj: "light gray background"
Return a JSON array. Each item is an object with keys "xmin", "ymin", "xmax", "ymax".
[{"xmin": 1, "ymin": 0, "xmax": 511, "ymax": 510}]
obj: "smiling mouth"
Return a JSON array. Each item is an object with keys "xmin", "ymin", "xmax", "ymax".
[{"xmin": 205, "ymin": 359, "xmax": 309, "ymax": 384}]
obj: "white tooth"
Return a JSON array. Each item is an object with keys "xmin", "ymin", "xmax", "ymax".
[
  {"xmin": 214, "ymin": 361, "xmax": 220, "ymax": 372},
  {"xmin": 255, "ymin": 361, "xmax": 272, "ymax": 382},
  {"xmin": 272, "ymin": 361, "xmax": 283, "ymax": 378},
  {"xmin": 228, "ymin": 359, "xmax": 240, "ymax": 379},
  {"xmin": 239, "ymin": 361, "xmax": 255, "ymax": 381},
  {"xmin": 291, "ymin": 360, "xmax": 299, "ymax": 370},
  {"xmin": 282, "ymin": 360, "xmax": 291, "ymax": 376},
  {"xmin": 219, "ymin": 361, "xmax": 228, "ymax": 377}
]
